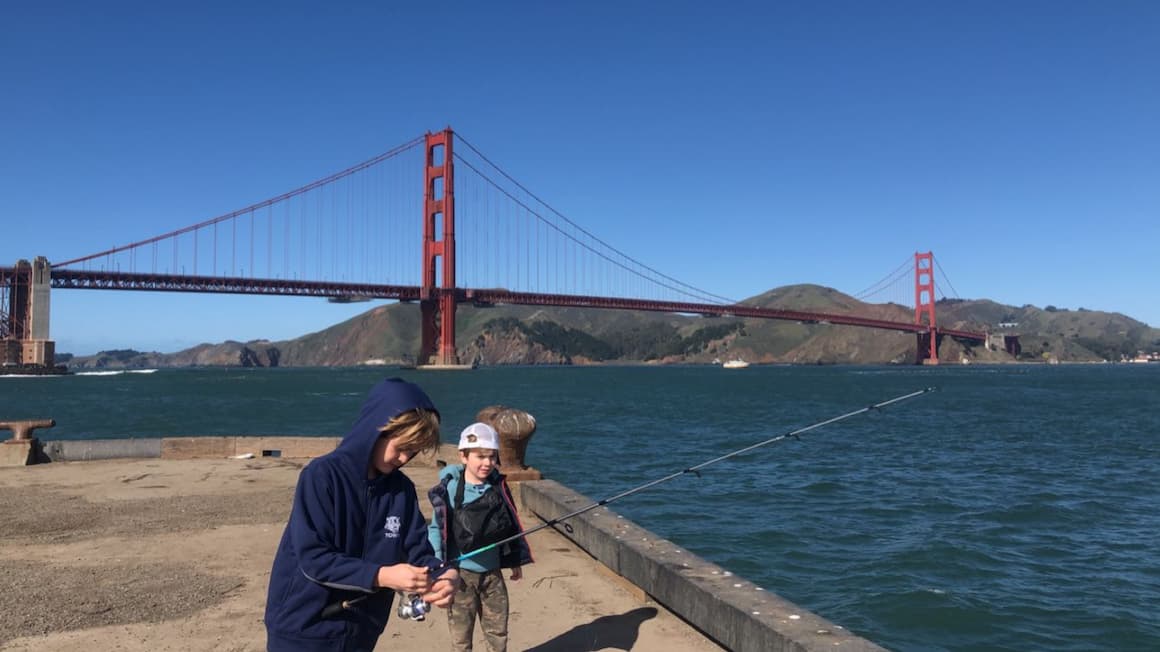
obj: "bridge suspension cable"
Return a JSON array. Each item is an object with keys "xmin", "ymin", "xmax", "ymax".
[
  {"xmin": 54, "ymin": 136, "xmax": 426, "ymax": 269},
  {"xmin": 853, "ymin": 255, "xmax": 912, "ymax": 304},
  {"xmin": 454, "ymin": 132, "xmax": 736, "ymax": 305},
  {"xmin": 934, "ymin": 257, "xmax": 961, "ymax": 300}
]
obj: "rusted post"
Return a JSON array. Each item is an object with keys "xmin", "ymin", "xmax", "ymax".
[
  {"xmin": 475, "ymin": 406, "xmax": 541, "ymax": 481},
  {"xmin": 0, "ymin": 418, "xmax": 55, "ymax": 441},
  {"xmin": 0, "ymin": 418, "xmax": 54, "ymax": 466}
]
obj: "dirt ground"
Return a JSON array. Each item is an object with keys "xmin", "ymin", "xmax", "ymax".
[{"xmin": 0, "ymin": 456, "xmax": 723, "ymax": 651}]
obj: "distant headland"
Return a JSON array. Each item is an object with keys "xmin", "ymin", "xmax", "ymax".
[{"xmin": 60, "ymin": 285, "xmax": 1159, "ymax": 370}]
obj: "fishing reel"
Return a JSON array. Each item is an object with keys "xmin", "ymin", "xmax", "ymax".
[{"xmin": 396, "ymin": 593, "xmax": 430, "ymax": 621}]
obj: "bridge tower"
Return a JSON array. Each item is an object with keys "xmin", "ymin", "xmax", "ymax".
[
  {"xmin": 419, "ymin": 128, "xmax": 460, "ymax": 366},
  {"xmin": 1, "ymin": 257, "xmax": 55, "ymax": 368},
  {"xmin": 914, "ymin": 251, "xmax": 939, "ymax": 365}
]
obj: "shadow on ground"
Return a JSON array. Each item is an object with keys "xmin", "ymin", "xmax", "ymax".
[{"xmin": 524, "ymin": 606, "xmax": 659, "ymax": 651}]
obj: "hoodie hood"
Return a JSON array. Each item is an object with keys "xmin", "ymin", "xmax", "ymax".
[{"xmin": 334, "ymin": 377, "xmax": 439, "ymax": 474}]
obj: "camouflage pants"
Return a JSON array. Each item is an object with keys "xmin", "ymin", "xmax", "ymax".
[{"xmin": 447, "ymin": 568, "xmax": 509, "ymax": 652}]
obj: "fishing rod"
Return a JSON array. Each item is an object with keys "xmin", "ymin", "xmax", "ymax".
[{"xmin": 321, "ymin": 386, "xmax": 936, "ymax": 618}]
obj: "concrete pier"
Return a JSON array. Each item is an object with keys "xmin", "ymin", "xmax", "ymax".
[{"xmin": 0, "ymin": 438, "xmax": 886, "ymax": 651}]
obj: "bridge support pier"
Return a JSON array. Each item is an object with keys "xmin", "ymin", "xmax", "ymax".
[
  {"xmin": 1, "ymin": 257, "xmax": 56, "ymax": 369},
  {"xmin": 915, "ymin": 329, "xmax": 942, "ymax": 365},
  {"xmin": 419, "ymin": 290, "xmax": 459, "ymax": 367}
]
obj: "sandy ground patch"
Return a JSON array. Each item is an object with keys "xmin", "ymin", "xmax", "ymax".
[{"xmin": 0, "ymin": 457, "xmax": 722, "ymax": 651}]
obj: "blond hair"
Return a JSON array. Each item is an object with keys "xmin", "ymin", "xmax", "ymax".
[
  {"xmin": 460, "ymin": 447, "xmax": 499, "ymax": 459},
  {"xmin": 380, "ymin": 408, "xmax": 441, "ymax": 453}
]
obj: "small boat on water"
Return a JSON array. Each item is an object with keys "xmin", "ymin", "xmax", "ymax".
[{"xmin": 722, "ymin": 359, "xmax": 750, "ymax": 369}]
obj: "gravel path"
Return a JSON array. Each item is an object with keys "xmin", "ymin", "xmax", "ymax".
[
  {"xmin": 0, "ymin": 460, "xmax": 295, "ymax": 644},
  {"xmin": 0, "ymin": 560, "xmax": 242, "ymax": 643},
  {"xmin": 0, "ymin": 457, "xmax": 722, "ymax": 652}
]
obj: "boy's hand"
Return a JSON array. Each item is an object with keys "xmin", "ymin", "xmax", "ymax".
[
  {"xmin": 510, "ymin": 566, "xmax": 523, "ymax": 581},
  {"xmin": 422, "ymin": 569, "xmax": 460, "ymax": 608},
  {"xmin": 375, "ymin": 564, "xmax": 430, "ymax": 593}
]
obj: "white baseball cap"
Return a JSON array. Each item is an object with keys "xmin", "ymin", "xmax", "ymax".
[{"xmin": 458, "ymin": 422, "xmax": 500, "ymax": 450}]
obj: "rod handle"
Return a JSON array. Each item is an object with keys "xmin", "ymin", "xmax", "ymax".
[{"xmin": 320, "ymin": 600, "xmax": 348, "ymax": 619}]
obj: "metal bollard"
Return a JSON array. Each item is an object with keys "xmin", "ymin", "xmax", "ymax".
[
  {"xmin": 0, "ymin": 419, "xmax": 56, "ymax": 441},
  {"xmin": 475, "ymin": 406, "xmax": 541, "ymax": 481}
]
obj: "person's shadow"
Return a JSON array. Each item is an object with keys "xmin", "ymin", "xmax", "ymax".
[{"xmin": 523, "ymin": 606, "xmax": 659, "ymax": 651}]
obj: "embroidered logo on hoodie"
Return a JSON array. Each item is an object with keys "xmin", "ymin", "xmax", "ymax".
[{"xmin": 384, "ymin": 515, "xmax": 401, "ymax": 538}]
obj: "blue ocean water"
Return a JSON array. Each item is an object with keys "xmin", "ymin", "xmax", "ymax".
[{"xmin": 3, "ymin": 364, "xmax": 1158, "ymax": 651}]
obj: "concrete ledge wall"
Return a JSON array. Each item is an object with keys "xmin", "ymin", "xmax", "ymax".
[
  {"xmin": 38, "ymin": 436, "xmax": 343, "ymax": 462},
  {"xmin": 42, "ymin": 438, "xmax": 163, "ymax": 461},
  {"xmin": 160, "ymin": 436, "xmax": 343, "ymax": 460},
  {"xmin": 36, "ymin": 436, "xmax": 457, "ymax": 466},
  {"xmin": 521, "ymin": 480, "xmax": 886, "ymax": 652}
]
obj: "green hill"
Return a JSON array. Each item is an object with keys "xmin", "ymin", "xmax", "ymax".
[{"xmin": 65, "ymin": 286, "xmax": 1160, "ymax": 368}]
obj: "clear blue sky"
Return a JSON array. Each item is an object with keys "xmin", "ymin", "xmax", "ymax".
[{"xmin": 3, "ymin": 1, "xmax": 1157, "ymax": 355}]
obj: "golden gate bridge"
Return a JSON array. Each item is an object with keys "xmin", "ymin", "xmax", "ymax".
[{"xmin": 1, "ymin": 128, "xmax": 997, "ymax": 370}]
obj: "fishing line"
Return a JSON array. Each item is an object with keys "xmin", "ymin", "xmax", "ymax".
[{"xmin": 321, "ymin": 386, "xmax": 936, "ymax": 618}]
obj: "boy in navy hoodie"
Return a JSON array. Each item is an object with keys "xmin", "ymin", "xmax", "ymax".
[
  {"xmin": 428, "ymin": 422, "xmax": 533, "ymax": 652},
  {"xmin": 265, "ymin": 378, "xmax": 460, "ymax": 652}
]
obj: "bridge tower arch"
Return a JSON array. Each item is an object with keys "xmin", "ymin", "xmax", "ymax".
[
  {"xmin": 914, "ymin": 251, "xmax": 939, "ymax": 365},
  {"xmin": 419, "ymin": 128, "xmax": 459, "ymax": 366}
]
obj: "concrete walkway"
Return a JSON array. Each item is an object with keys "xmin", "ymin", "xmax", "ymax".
[{"xmin": 0, "ymin": 456, "xmax": 723, "ymax": 651}]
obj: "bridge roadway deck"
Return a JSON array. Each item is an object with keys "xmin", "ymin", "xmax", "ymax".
[
  {"xmin": 0, "ymin": 454, "xmax": 724, "ymax": 652},
  {"xmin": 27, "ymin": 266, "xmax": 987, "ymax": 342}
]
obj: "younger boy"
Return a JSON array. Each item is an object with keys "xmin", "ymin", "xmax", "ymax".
[
  {"xmin": 265, "ymin": 377, "xmax": 460, "ymax": 652},
  {"xmin": 428, "ymin": 422, "xmax": 533, "ymax": 652}
]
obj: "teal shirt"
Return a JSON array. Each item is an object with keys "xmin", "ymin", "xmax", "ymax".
[{"xmin": 428, "ymin": 464, "xmax": 502, "ymax": 573}]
